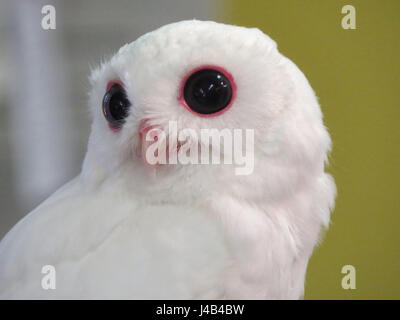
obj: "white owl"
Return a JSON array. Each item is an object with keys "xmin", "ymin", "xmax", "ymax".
[{"xmin": 0, "ymin": 20, "xmax": 336, "ymax": 299}]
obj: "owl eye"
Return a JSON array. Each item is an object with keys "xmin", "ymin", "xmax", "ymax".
[
  {"xmin": 181, "ymin": 67, "xmax": 234, "ymax": 116},
  {"xmin": 102, "ymin": 82, "xmax": 131, "ymax": 130}
]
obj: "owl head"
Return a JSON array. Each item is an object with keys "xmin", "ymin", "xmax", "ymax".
[{"xmin": 82, "ymin": 20, "xmax": 331, "ymax": 204}]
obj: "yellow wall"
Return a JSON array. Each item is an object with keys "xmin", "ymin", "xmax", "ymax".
[{"xmin": 223, "ymin": 0, "xmax": 400, "ymax": 299}]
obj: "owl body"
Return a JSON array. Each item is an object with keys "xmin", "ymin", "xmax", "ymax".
[
  {"xmin": 0, "ymin": 20, "xmax": 336, "ymax": 299},
  {"xmin": 0, "ymin": 171, "xmax": 333, "ymax": 299}
]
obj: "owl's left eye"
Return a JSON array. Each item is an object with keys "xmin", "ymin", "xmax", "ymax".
[{"xmin": 102, "ymin": 82, "xmax": 131, "ymax": 130}]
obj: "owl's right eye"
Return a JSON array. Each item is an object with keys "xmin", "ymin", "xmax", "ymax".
[{"xmin": 102, "ymin": 82, "xmax": 131, "ymax": 130}]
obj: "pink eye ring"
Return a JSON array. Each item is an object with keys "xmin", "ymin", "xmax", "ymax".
[
  {"xmin": 178, "ymin": 65, "xmax": 236, "ymax": 117},
  {"xmin": 106, "ymin": 80, "xmax": 124, "ymax": 91}
]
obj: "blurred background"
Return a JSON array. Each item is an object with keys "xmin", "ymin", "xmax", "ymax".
[{"xmin": 0, "ymin": 0, "xmax": 398, "ymax": 299}]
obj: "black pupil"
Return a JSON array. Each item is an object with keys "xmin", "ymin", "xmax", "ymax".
[
  {"xmin": 183, "ymin": 69, "xmax": 232, "ymax": 115},
  {"xmin": 103, "ymin": 84, "xmax": 131, "ymax": 128},
  {"xmin": 109, "ymin": 91, "xmax": 129, "ymax": 120}
]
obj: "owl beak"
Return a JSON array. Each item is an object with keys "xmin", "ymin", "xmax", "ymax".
[{"xmin": 138, "ymin": 119, "xmax": 185, "ymax": 173}]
